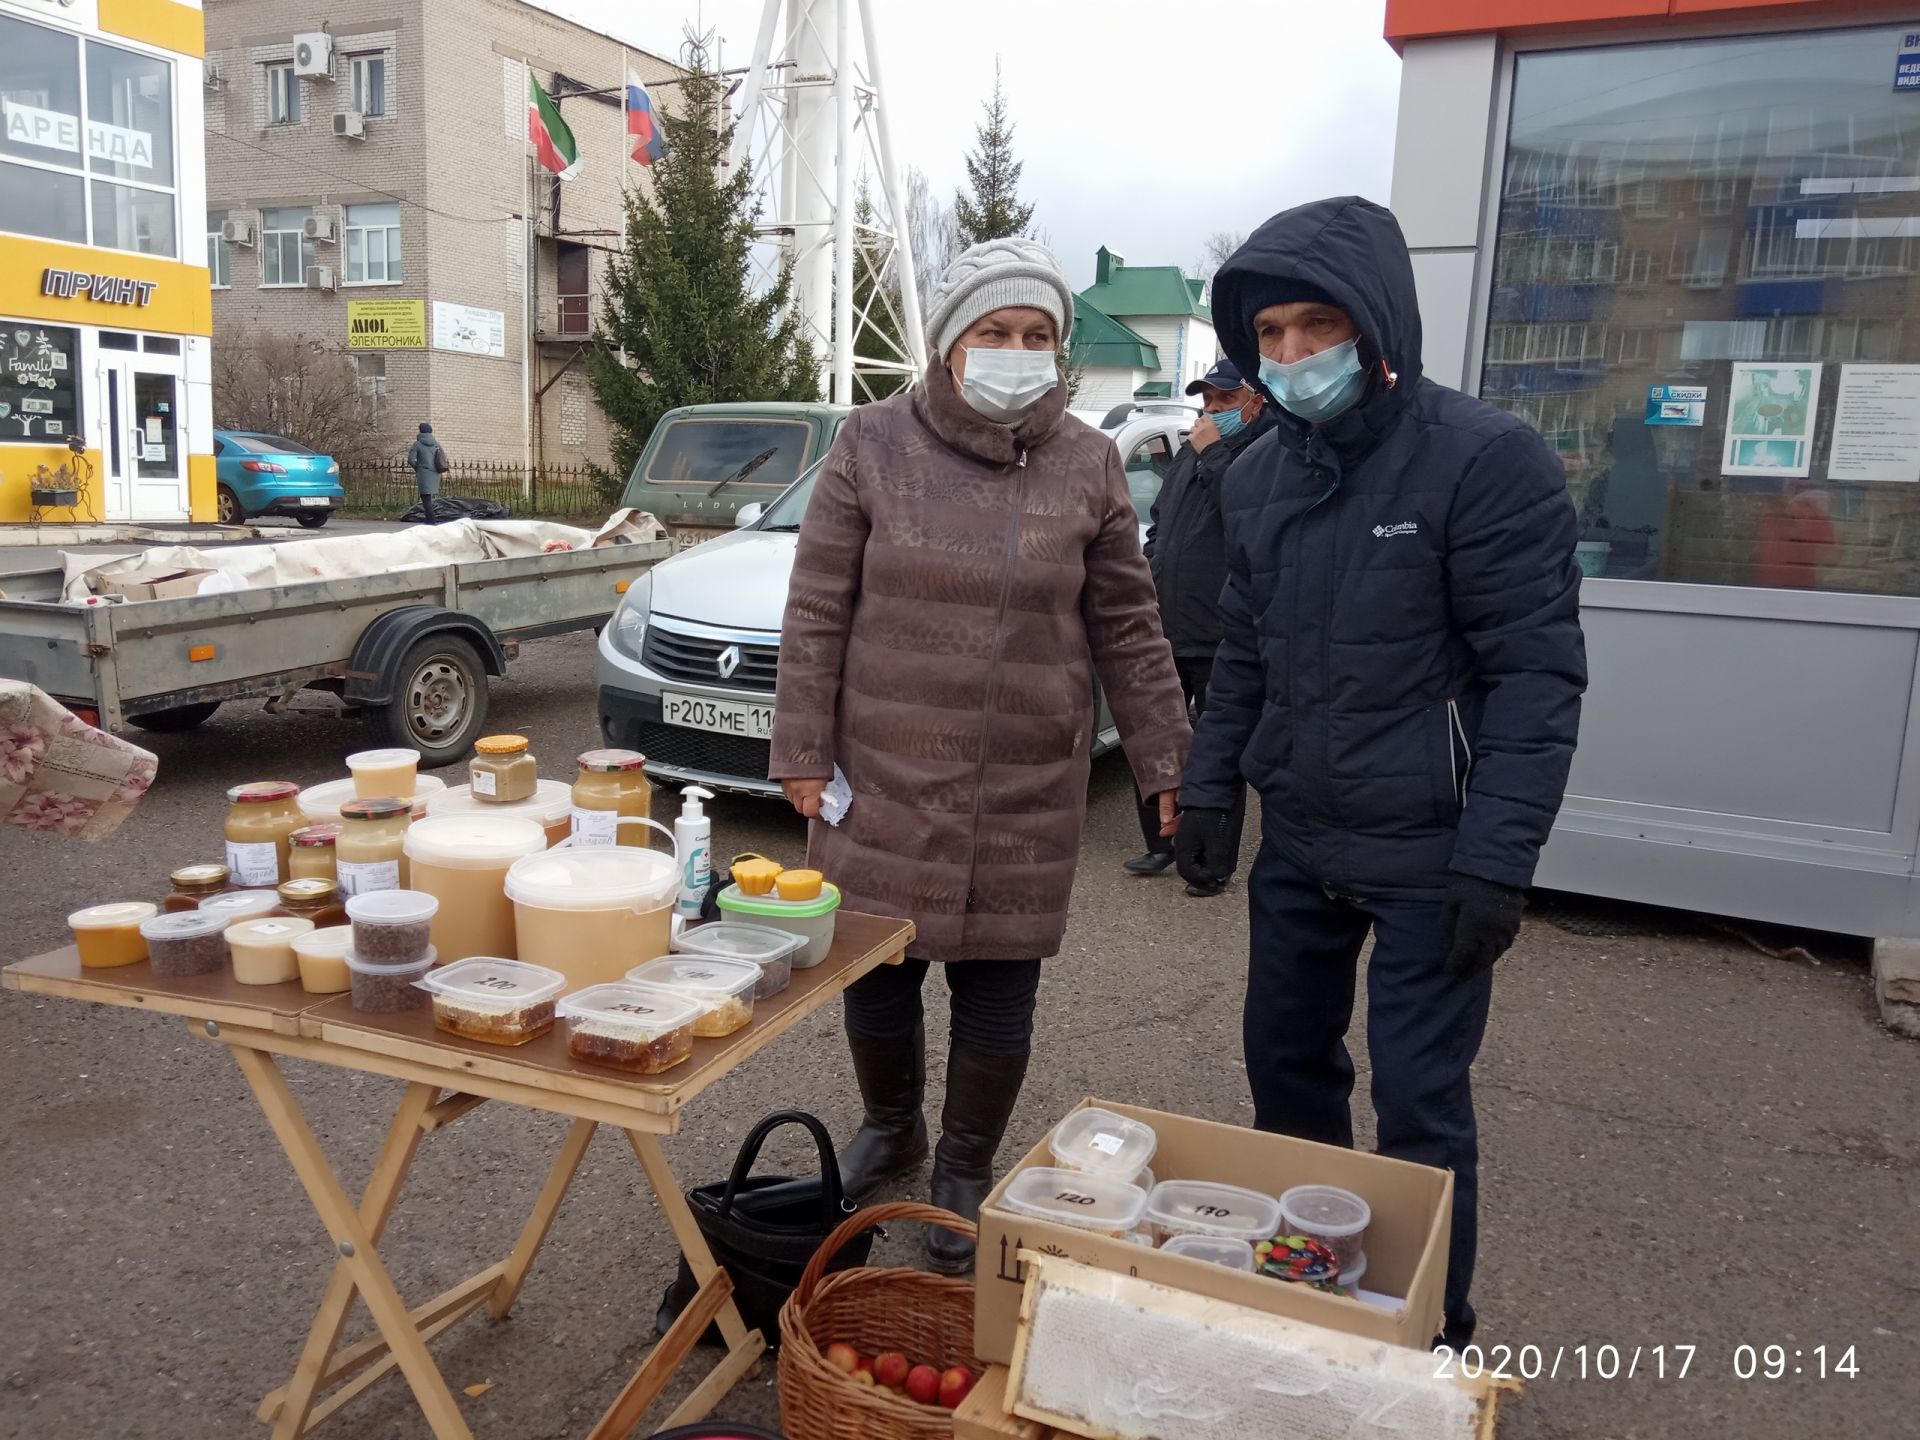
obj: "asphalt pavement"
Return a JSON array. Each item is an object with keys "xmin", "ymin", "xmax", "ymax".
[{"xmin": 1, "ymin": 626, "xmax": 1916, "ymax": 1440}]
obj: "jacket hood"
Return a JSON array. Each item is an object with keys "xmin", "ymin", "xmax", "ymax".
[{"xmin": 1212, "ymin": 197, "xmax": 1423, "ymax": 398}]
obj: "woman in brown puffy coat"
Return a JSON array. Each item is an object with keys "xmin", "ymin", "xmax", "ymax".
[{"xmin": 769, "ymin": 237, "xmax": 1192, "ymax": 1272}]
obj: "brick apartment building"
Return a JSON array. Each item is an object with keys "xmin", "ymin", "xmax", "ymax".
[{"xmin": 202, "ymin": 0, "xmax": 679, "ymax": 469}]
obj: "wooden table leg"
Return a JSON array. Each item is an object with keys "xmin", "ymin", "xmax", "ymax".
[
  {"xmin": 587, "ymin": 1267, "xmax": 737, "ymax": 1440},
  {"xmin": 490, "ymin": 1116, "xmax": 597, "ymax": 1318},
  {"xmin": 260, "ymin": 1081, "xmax": 439, "ymax": 1434},
  {"xmin": 623, "ymin": 1130, "xmax": 752, "ymax": 1352},
  {"xmin": 231, "ymin": 1045, "xmax": 476, "ymax": 1440}
]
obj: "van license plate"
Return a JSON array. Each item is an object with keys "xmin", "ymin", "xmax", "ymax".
[{"xmin": 662, "ymin": 692, "xmax": 775, "ymax": 740}]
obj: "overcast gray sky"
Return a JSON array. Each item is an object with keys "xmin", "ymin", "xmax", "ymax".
[{"xmin": 535, "ymin": 0, "xmax": 1400, "ymax": 289}]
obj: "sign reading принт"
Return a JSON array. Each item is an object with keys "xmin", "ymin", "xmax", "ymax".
[
  {"xmin": 41, "ymin": 268, "xmax": 157, "ymax": 307},
  {"xmin": 347, "ymin": 299, "xmax": 427, "ymax": 350},
  {"xmin": 1897, "ymin": 32, "xmax": 1920, "ymax": 91}
]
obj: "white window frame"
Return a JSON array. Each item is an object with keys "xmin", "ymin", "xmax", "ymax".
[
  {"xmin": 349, "ymin": 53, "xmax": 386, "ymax": 118},
  {"xmin": 260, "ymin": 206, "xmax": 313, "ymax": 287},
  {"xmin": 266, "ymin": 61, "xmax": 299, "ymax": 124},
  {"xmin": 343, "ymin": 202, "xmax": 401, "ymax": 286},
  {"xmin": 207, "ymin": 211, "xmax": 229, "ymax": 287}
]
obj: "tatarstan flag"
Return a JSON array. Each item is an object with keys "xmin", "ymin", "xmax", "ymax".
[{"xmin": 528, "ymin": 70, "xmax": 582, "ymax": 180}]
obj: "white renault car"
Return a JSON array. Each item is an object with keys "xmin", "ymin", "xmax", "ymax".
[{"xmin": 596, "ymin": 402, "xmax": 1195, "ymax": 795}]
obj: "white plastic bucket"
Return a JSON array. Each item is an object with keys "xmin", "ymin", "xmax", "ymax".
[{"xmin": 504, "ymin": 817, "xmax": 679, "ymax": 992}]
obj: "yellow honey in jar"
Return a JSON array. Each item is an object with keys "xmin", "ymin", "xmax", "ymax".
[
  {"xmin": 336, "ymin": 798, "xmax": 411, "ymax": 897},
  {"xmin": 225, "ymin": 782, "xmax": 304, "ymax": 888},
  {"xmin": 571, "ymin": 749, "xmax": 651, "ymax": 848},
  {"xmin": 69, "ymin": 902, "xmax": 157, "ymax": 968},
  {"xmin": 288, "ymin": 824, "xmax": 341, "ymax": 883}
]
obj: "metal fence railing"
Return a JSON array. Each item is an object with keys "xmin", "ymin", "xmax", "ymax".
[{"xmin": 337, "ymin": 460, "xmax": 616, "ymax": 520}]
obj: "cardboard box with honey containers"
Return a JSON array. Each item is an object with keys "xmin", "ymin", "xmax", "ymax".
[{"xmin": 972, "ymin": 1098, "xmax": 1453, "ymax": 1366}]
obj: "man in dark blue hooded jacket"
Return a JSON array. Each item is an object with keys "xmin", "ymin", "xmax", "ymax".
[{"xmin": 1176, "ymin": 197, "xmax": 1586, "ymax": 1345}]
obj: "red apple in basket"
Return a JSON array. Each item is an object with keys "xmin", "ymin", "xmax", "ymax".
[
  {"xmin": 939, "ymin": 1366, "xmax": 977, "ymax": 1409},
  {"xmin": 825, "ymin": 1342, "xmax": 861, "ymax": 1374},
  {"xmin": 873, "ymin": 1351, "xmax": 910, "ymax": 1388},
  {"xmin": 906, "ymin": 1364, "xmax": 941, "ymax": 1406}
]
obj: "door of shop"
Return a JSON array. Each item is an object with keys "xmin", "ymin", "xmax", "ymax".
[{"xmin": 98, "ymin": 345, "xmax": 187, "ymax": 522}]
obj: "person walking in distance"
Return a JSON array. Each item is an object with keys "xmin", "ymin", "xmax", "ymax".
[
  {"xmin": 1124, "ymin": 357, "xmax": 1273, "ymax": 891},
  {"xmin": 408, "ymin": 422, "xmax": 448, "ymax": 523}
]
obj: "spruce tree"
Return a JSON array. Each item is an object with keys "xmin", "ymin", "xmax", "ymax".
[
  {"xmin": 852, "ymin": 177, "xmax": 908, "ymax": 400},
  {"xmin": 954, "ymin": 61, "xmax": 1034, "ymax": 246},
  {"xmin": 588, "ymin": 50, "xmax": 818, "ymax": 486}
]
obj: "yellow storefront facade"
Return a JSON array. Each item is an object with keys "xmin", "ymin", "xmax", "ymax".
[{"xmin": 0, "ymin": 0, "xmax": 213, "ymax": 523}]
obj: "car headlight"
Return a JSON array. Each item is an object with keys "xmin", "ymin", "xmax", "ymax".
[{"xmin": 610, "ymin": 570, "xmax": 653, "ymax": 660}]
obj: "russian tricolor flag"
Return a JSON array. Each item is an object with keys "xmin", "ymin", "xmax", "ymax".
[{"xmin": 625, "ymin": 69, "xmax": 666, "ymax": 167}]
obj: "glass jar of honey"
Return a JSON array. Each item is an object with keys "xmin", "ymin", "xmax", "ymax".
[
  {"xmin": 225, "ymin": 781, "xmax": 304, "ymax": 888},
  {"xmin": 336, "ymin": 798, "xmax": 411, "ymax": 898},
  {"xmin": 471, "ymin": 734, "xmax": 539, "ymax": 803},
  {"xmin": 164, "ymin": 863, "xmax": 232, "ymax": 912},
  {"xmin": 288, "ymin": 823, "xmax": 341, "ymax": 883},
  {"xmin": 275, "ymin": 877, "xmax": 349, "ymax": 928},
  {"xmin": 572, "ymin": 749, "xmax": 651, "ymax": 848}
]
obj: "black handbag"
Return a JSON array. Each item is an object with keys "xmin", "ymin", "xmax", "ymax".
[{"xmin": 657, "ymin": 1109, "xmax": 874, "ymax": 1348}]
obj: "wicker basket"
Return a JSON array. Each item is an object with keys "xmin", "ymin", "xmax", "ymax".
[{"xmin": 777, "ymin": 1202, "xmax": 980, "ymax": 1440}]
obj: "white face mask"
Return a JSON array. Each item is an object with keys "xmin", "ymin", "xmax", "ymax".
[{"xmin": 960, "ymin": 347, "xmax": 1059, "ymax": 423}]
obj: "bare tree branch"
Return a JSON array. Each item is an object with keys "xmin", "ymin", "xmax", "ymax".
[{"xmin": 211, "ymin": 329, "xmax": 395, "ymax": 461}]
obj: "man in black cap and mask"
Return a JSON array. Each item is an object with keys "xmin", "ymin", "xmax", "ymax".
[
  {"xmin": 1175, "ymin": 197, "xmax": 1587, "ymax": 1347},
  {"xmin": 1124, "ymin": 358, "xmax": 1271, "ymax": 890}
]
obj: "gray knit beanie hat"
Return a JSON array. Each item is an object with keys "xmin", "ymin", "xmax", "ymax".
[{"xmin": 925, "ymin": 237, "xmax": 1074, "ymax": 364}]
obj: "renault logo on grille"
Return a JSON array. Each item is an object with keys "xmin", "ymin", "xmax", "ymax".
[{"xmin": 716, "ymin": 645, "xmax": 742, "ymax": 681}]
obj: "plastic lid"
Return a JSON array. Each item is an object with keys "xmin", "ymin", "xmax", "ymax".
[
  {"xmin": 428, "ymin": 779, "xmax": 574, "ymax": 826},
  {"xmin": 345, "ymin": 945, "xmax": 437, "ymax": 975},
  {"xmin": 340, "ymin": 796, "xmax": 412, "ymax": 822},
  {"xmin": 228, "ymin": 780, "xmax": 300, "ymax": 804},
  {"xmin": 139, "ymin": 908, "xmax": 227, "ymax": 941},
  {"xmin": 999, "ymin": 1167, "xmax": 1151, "ymax": 1232},
  {"xmin": 169, "ymin": 863, "xmax": 231, "ymax": 887},
  {"xmin": 404, "ymin": 814, "xmax": 548, "ymax": 868},
  {"xmin": 672, "ymin": 922, "xmax": 806, "ymax": 965},
  {"xmin": 229, "ymin": 916, "xmax": 315, "ymax": 945},
  {"xmin": 417, "ymin": 957, "xmax": 566, "ymax": 1007},
  {"xmin": 297, "ymin": 776, "xmax": 444, "ymax": 822},
  {"xmin": 717, "ymin": 882, "xmax": 842, "ymax": 920},
  {"xmin": 1280, "ymin": 1184, "xmax": 1371, "ymax": 1237},
  {"xmin": 1145, "ymin": 1180, "xmax": 1285, "ymax": 1243},
  {"xmin": 198, "ymin": 891, "xmax": 283, "ymax": 923},
  {"xmin": 1049, "ymin": 1107, "xmax": 1158, "ymax": 1180},
  {"xmin": 556, "ymin": 982, "xmax": 704, "ymax": 1037},
  {"xmin": 345, "ymin": 889, "xmax": 440, "ymax": 925},
  {"xmin": 505, "ymin": 847, "xmax": 677, "ymax": 911},
  {"xmin": 278, "ymin": 878, "xmax": 340, "ymax": 903},
  {"xmin": 627, "ymin": 956, "xmax": 760, "ymax": 1003},
  {"xmin": 577, "ymin": 747, "xmax": 646, "ymax": 772},
  {"xmin": 474, "ymin": 734, "xmax": 530, "ymax": 755},
  {"xmin": 346, "ymin": 748, "xmax": 420, "ymax": 768},
  {"xmin": 1163, "ymin": 1234, "xmax": 1257, "ymax": 1271},
  {"xmin": 1338, "ymin": 1252, "xmax": 1368, "ymax": 1288},
  {"xmin": 291, "ymin": 823, "xmax": 342, "ymax": 848},
  {"xmin": 291, "ymin": 925, "xmax": 353, "ymax": 960}
]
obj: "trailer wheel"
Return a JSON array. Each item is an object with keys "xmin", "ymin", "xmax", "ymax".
[
  {"xmin": 362, "ymin": 633, "xmax": 488, "ymax": 767},
  {"xmin": 128, "ymin": 701, "xmax": 222, "ymax": 733}
]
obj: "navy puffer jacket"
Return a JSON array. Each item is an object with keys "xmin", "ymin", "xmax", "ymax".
[{"xmin": 1182, "ymin": 197, "xmax": 1586, "ymax": 897}]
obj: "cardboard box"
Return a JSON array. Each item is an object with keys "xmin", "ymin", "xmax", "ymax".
[
  {"xmin": 953, "ymin": 1366, "xmax": 1049, "ymax": 1440},
  {"xmin": 95, "ymin": 568, "xmax": 217, "ymax": 601},
  {"xmin": 973, "ymin": 1099, "xmax": 1450, "ymax": 1366}
]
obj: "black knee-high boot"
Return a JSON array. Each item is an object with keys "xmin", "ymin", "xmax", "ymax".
[
  {"xmin": 836, "ymin": 1023, "xmax": 930, "ymax": 1201},
  {"xmin": 926, "ymin": 1042, "xmax": 1029, "ymax": 1274}
]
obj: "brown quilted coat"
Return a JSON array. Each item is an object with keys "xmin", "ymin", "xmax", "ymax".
[{"xmin": 768, "ymin": 366, "xmax": 1192, "ymax": 962}]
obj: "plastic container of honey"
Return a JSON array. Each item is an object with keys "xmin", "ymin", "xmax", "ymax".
[
  {"xmin": 427, "ymin": 781, "xmax": 574, "ymax": 849},
  {"xmin": 504, "ymin": 820, "xmax": 679, "ymax": 991},
  {"xmin": 416, "ymin": 957, "xmax": 566, "ymax": 1046},
  {"xmin": 336, "ymin": 797, "xmax": 411, "ymax": 897},
  {"xmin": 292, "ymin": 926, "xmax": 354, "ymax": 993},
  {"xmin": 164, "ymin": 864, "xmax": 232, "ymax": 912},
  {"xmin": 225, "ymin": 781, "xmax": 304, "ymax": 888},
  {"xmin": 626, "ymin": 956, "xmax": 759, "ymax": 1038},
  {"xmin": 288, "ymin": 825, "xmax": 341, "ymax": 883},
  {"xmin": 571, "ymin": 749, "xmax": 651, "ymax": 848},
  {"xmin": 558, "ymin": 982, "xmax": 703, "ymax": 1074},
  {"xmin": 1144, "ymin": 1180, "xmax": 1285, "ymax": 1247},
  {"xmin": 470, "ymin": 735, "xmax": 538, "ymax": 803},
  {"xmin": 346, "ymin": 747, "xmax": 420, "ymax": 801},
  {"xmin": 1049, "ymin": 1107, "xmax": 1159, "ymax": 1184},
  {"xmin": 227, "ymin": 916, "xmax": 315, "ymax": 986},
  {"xmin": 297, "ymin": 776, "xmax": 444, "ymax": 824},
  {"xmin": 404, "ymin": 814, "xmax": 547, "ymax": 963},
  {"xmin": 68, "ymin": 902, "xmax": 156, "ymax": 968},
  {"xmin": 141, "ymin": 909, "xmax": 231, "ymax": 978},
  {"xmin": 1000, "ymin": 1167, "xmax": 1151, "ymax": 1239}
]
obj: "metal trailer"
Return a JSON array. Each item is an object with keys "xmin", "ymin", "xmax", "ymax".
[{"xmin": 0, "ymin": 542, "xmax": 669, "ymax": 766}]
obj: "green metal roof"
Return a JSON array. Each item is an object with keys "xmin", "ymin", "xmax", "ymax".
[
  {"xmin": 1068, "ymin": 295, "xmax": 1159, "ymax": 371},
  {"xmin": 1135, "ymin": 381, "xmax": 1173, "ymax": 398},
  {"xmin": 1079, "ymin": 247, "xmax": 1212, "ymax": 322}
]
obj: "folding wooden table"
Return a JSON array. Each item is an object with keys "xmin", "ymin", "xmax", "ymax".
[{"xmin": 3, "ymin": 911, "xmax": 913, "ymax": 1440}]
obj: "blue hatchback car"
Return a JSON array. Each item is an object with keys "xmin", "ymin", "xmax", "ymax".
[{"xmin": 212, "ymin": 431, "xmax": 346, "ymax": 528}]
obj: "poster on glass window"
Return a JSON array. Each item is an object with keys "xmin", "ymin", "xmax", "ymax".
[
  {"xmin": 1721, "ymin": 362, "xmax": 1821, "ymax": 478},
  {"xmin": 0, "ymin": 324, "xmax": 79, "ymax": 443}
]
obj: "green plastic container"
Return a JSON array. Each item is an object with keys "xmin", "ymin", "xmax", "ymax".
[{"xmin": 714, "ymin": 882, "xmax": 841, "ymax": 968}]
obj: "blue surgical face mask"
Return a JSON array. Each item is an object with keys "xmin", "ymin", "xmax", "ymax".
[
  {"xmin": 1209, "ymin": 404, "xmax": 1247, "ymax": 440},
  {"xmin": 1258, "ymin": 338, "xmax": 1366, "ymax": 423}
]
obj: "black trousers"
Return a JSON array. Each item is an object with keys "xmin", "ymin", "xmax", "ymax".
[
  {"xmin": 419, "ymin": 489, "xmax": 437, "ymax": 523},
  {"xmin": 1137, "ymin": 654, "xmax": 1246, "ymax": 867},
  {"xmin": 843, "ymin": 958, "xmax": 1042, "ymax": 1057},
  {"xmin": 1244, "ymin": 837, "xmax": 1492, "ymax": 1338}
]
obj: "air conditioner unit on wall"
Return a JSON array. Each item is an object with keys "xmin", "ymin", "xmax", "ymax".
[
  {"xmin": 204, "ymin": 60, "xmax": 226, "ymax": 92},
  {"xmin": 332, "ymin": 110, "xmax": 364, "ymax": 140},
  {"xmin": 305, "ymin": 265, "xmax": 336, "ymax": 292},
  {"xmin": 221, "ymin": 219, "xmax": 255, "ymax": 246},
  {"xmin": 292, "ymin": 33, "xmax": 333, "ymax": 78},
  {"xmin": 302, "ymin": 215, "xmax": 337, "ymax": 242}
]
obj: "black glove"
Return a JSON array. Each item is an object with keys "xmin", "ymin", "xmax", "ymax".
[
  {"xmin": 1442, "ymin": 873, "xmax": 1525, "ymax": 979},
  {"xmin": 1174, "ymin": 807, "xmax": 1236, "ymax": 890}
]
